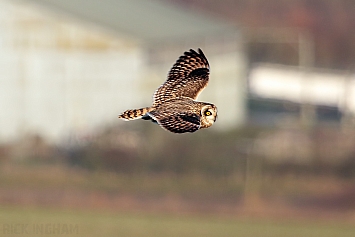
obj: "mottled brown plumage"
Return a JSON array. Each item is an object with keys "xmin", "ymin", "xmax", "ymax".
[
  {"xmin": 153, "ymin": 48, "xmax": 210, "ymax": 106},
  {"xmin": 118, "ymin": 48, "xmax": 217, "ymax": 133}
]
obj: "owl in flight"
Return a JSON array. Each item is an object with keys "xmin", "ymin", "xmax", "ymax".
[{"xmin": 118, "ymin": 48, "xmax": 217, "ymax": 133}]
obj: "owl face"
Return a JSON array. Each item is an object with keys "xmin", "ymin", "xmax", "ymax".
[{"xmin": 200, "ymin": 104, "xmax": 217, "ymax": 128}]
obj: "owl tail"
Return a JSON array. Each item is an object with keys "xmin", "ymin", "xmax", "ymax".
[{"xmin": 118, "ymin": 107, "xmax": 152, "ymax": 121}]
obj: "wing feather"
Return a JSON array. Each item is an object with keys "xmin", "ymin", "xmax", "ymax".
[
  {"xmin": 153, "ymin": 48, "xmax": 210, "ymax": 106},
  {"xmin": 147, "ymin": 111, "xmax": 200, "ymax": 133}
]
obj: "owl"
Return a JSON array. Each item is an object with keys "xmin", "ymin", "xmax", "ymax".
[{"xmin": 118, "ymin": 48, "xmax": 217, "ymax": 133}]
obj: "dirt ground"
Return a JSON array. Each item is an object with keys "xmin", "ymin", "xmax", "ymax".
[{"xmin": 1, "ymin": 186, "xmax": 355, "ymax": 223}]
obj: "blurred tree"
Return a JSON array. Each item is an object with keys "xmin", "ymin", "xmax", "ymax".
[{"xmin": 168, "ymin": 0, "xmax": 355, "ymax": 70}]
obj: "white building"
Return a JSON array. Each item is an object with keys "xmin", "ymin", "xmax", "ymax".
[
  {"xmin": 1, "ymin": 0, "xmax": 246, "ymax": 143},
  {"xmin": 249, "ymin": 63, "xmax": 353, "ymax": 118}
]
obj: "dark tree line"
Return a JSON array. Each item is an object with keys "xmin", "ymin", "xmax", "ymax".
[{"xmin": 169, "ymin": 0, "xmax": 355, "ymax": 70}]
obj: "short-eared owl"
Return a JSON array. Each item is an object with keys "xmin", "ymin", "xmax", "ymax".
[{"xmin": 118, "ymin": 48, "xmax": 217, "ymax": 133}]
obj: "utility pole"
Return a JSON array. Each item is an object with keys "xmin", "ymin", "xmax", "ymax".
[
  {"xmin": 298, "ymin": 31, "xmax": 316, "ymax": 127},
  {"xmin": 242, "ymin": 28, "xmax": 316, "ymax": 209}
]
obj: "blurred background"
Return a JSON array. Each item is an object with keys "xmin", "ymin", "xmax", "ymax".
[{"xmin": 1, "ymin": 0, "xmax": 355, "ymax": 236}]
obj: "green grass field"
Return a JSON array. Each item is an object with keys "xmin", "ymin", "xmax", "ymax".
[{"xmin": 1, "ymin": 206, "xmax": 354, "ymax": 237}]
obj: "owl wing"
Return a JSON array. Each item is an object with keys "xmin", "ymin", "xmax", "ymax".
[
  {"xmin": 153, "ymin": 48, "xmax": 210, "ymax": 106},
  {"xmin": 147, "ymin": 111, "xmax": 201, "ymax": 133}
]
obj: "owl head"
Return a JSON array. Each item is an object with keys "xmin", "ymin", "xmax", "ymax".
[{"xmin": 200, "ymin": 103, "xmax": 218, "ymax": 128}]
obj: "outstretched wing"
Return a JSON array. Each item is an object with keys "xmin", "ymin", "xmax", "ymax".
[
  {"xmin": 147, "ymin": 111, "xmax": 201, "ymax": 133},
  {"xmin": 153, "ymin": 48, "xmax": 210, "ymax": 106}
]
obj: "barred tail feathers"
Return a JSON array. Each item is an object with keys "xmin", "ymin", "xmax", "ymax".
[{"xmin": 118, "ymin": 107, "xmax": 151, "ymax": 121}]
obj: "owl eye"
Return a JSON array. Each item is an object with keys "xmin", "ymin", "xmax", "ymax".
[{"xmin": 204, "ymin": 110, "xmax": 212, "ymax": 116}]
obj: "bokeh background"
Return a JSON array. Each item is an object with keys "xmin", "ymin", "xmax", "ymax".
[{"xmin": 1, "ymin": 0, "xmax": 355, "ymax": 236}]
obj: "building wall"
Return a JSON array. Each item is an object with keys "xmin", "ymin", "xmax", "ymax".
[{"xmin": 0, "ymin": 0, "xmax": 142, "ymax": 143}]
